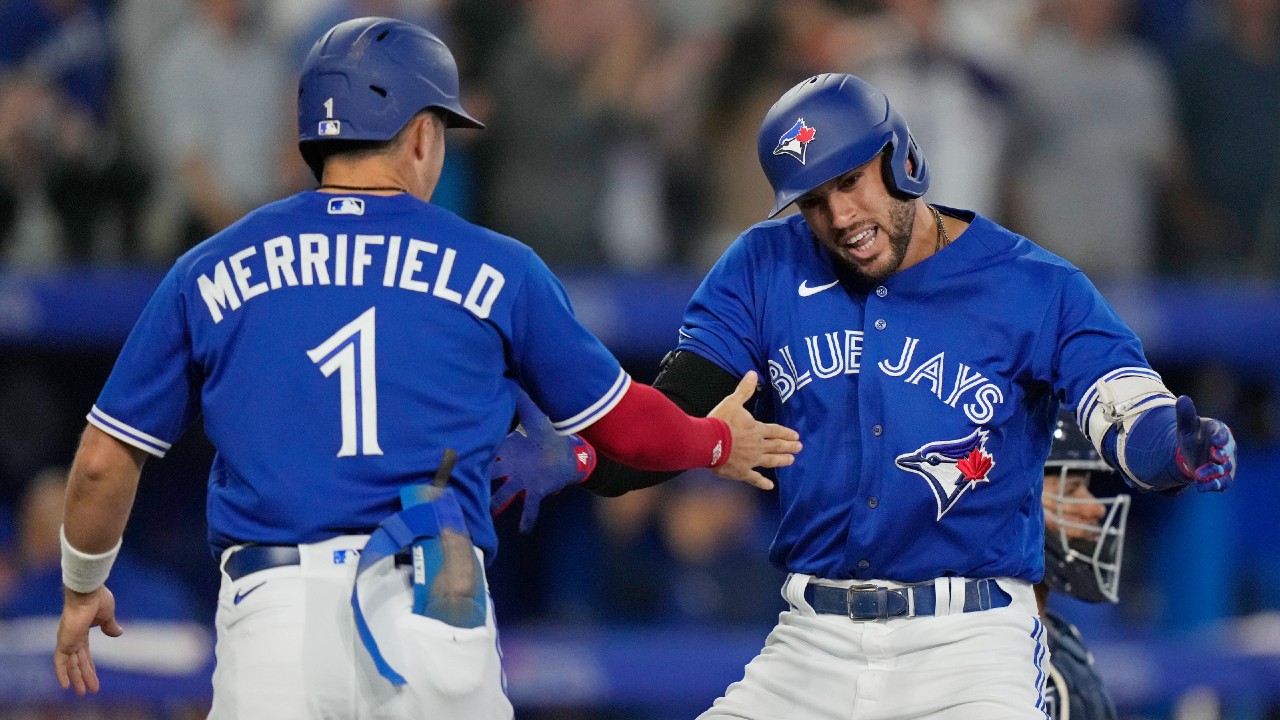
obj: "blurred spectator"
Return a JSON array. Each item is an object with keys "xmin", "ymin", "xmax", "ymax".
[
  {"xmin": 112, "ymin": 0, "xmax": 194, "ymax": 158},
  {"xmin": 1003, "ymin": 0, "xmax": 1175, "ymax": 280},
  {"xmin": 695, "ymin": 0, "xmax": 874, "ymax": 266},
  {"xmin": 860, "ymin": 0, "xmax": 1013, "ymax": 218},
  {"xmin": 655, "ymin": 471, "xmax": 783, "ymax": 626},
  {"xmin": 0, "ymin": 0, "xmax": 112, "ymax": 122},
  {"xmin": 592, "ymin": 472, "xmax": 783, "ymax": 627},
  {"xmin": 140, "ymin": 0, "xmax": 289, "ymax": 259},
  {"xmin": 1167, "ymin": 0, "xmax": 1280, "ymax": 277},
  {"xmin": 0, "ymin": 1, "xmax": 147, "ymax": 264},
  {"xmin": 0, "ymin": 505, "xmax": 17, "ymax": 612},
  {"xmin": 0, "ymin": 466, "xmax": 199, "ymax": 622},
  {"xmin": 938, "ymin": 0, "xmax": 1038, "ymax": 70},
  {"xmin": 477, "ymin": 0, "xmax": 689, "ymax": 269},
  {"xmin": 593, "ymin": 484, "xmax": 669, "ymax": 624}
]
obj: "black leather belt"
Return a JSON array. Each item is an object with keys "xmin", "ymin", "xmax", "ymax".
[
  {"xmin": 804, "ymin": 578, "xmax": 1012, "ymax": 620},
  {"xmin": 223, "ymin": 545, "xmax": 302, "ymax": 581},
  {"xmin": 223, "ymin": 544, "xmax": 412, "ymax": 581}
]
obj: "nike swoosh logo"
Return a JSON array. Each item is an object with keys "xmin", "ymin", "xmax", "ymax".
[
  {"xmin": 233, "ymin": 582, "xmax": 266, "ymax": 605},
  {"xmin": 798, "ymin": 279, "xmax": 840, "ymax": 297}
]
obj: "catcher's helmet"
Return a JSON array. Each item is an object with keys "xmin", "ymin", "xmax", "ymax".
[
  {"xmin": 757, "ymin": 73, "xmax": 928, "ymax": 218},
  {"xmin": 1043, "ymin": 411, "xmax": 1130, "ymax": 603},
  {"xmin": 297, "ymin": 17, "xmax": 482, "ymax": 174}
]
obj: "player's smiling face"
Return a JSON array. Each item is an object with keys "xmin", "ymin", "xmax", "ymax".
[{"xmin": 795, "ymin": 153, "xmax": 917, "ymax": 283}]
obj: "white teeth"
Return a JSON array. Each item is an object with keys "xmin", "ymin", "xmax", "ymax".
[{"xmin": 847, "ymin": 227, "xmax": 874, "ymax": 251}]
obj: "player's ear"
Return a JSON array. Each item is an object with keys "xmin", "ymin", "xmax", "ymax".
[{"xmin": 410, "ymin": 110, "xmax": 445, "ymax": 161}]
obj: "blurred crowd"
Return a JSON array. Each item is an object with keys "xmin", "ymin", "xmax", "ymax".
[
  {"xmin": 0, "ymin": 0, "xmax": 1275, "ymax": 277},
  {"xmin": 2, "ymin": 0, "xmax": 1280, "ymax": 703}
]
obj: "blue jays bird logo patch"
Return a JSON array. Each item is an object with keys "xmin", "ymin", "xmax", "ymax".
[
  {"xmin": 896, "ymin": 430, "xmax": 996, "ymax": 520},
  {"xmin": 774, "ymin": 118, "xmax": 817, "ymax": 164}
]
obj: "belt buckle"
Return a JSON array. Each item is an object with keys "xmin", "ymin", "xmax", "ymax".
[{"xmin": 846, "ymin": 583, "xmax": 881, "ymax": 621}]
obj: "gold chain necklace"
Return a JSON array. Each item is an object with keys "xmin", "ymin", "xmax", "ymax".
[{"xmin": 930, "ymin": 205, "xmax": 950, "ymax": 252}]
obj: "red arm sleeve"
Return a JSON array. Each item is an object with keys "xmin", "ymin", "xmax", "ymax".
[{"xmin": 577, "ymin": 382, "xmax": 731, "ymax": 471}]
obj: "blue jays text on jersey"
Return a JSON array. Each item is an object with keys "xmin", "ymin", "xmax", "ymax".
[
  {"xmin": 676, "ymin": 208, "xmax": 1151, "ymax": 583},
  {"xmin": 86, "ymin": 192, "xmax": 631, "ymax": 560},
  {"xmin": 767, "ymin": 332, "xmax": 1004, "ymax": 424}
]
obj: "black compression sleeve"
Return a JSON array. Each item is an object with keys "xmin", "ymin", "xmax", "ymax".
[{"xmin": 582, "ymin": 351, "xmax": 743, "ymax": 497}]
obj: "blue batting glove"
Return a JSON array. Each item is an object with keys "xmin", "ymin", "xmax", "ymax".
[
  {"xmin": 490, "ymin": 391, "xmax": 597, "ymax": 533},
  {"xmin": 1174, "ymin": 396, "xmax": 1237, "ymax": 493}
]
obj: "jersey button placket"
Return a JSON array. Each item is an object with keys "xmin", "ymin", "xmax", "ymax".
[
  {"xmin": 872, "ymin": 424, "xmax": 883, "ymax": 436},
  {"xmin": 875, "ymin": 286, "xmax": 888, "ymax": 297},
  {"xmin": 874, "ymin": 319, "xmax": 886, "ymax": 331},
  {"xmin": 867, "ymin": 497, "xmax": 879, "ymax": 509},
  {"xmin": 857, "ymin": 559, "xmax": 870, "ymax": 570}
]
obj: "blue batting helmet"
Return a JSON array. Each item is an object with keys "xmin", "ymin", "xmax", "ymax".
[
  {"xmin": 758, "ymin": 73, "xmax": 928, "ymax": 218},
  {"xmin": 297, "ymin": 17, "xmax": 482, "ymax": 157}
]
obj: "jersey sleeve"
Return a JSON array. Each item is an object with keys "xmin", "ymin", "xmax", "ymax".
[
  {"xmin": 674, "ymin": 237, "xmax": 763, "ymax": 377},
  {"xmin": 88, "ymin": 268, "xmax": 200, "ymax": 457},
  {"xmin": 1043, "ymin": 270, "xmax": 1151, "ymax": 407},
  {"xmin": 508, "ymin": 254, "xmax": 630, "ymax": 435}
]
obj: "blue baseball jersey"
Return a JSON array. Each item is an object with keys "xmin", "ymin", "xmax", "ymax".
[
  {"xmin": 89, "ymin": 192, "xmax": 630, "ymax": 558},
  {"xmin": 677, "ymin": 208, "xmax": 1149, "ymax": 583}
]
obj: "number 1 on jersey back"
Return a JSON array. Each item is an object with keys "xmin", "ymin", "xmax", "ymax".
[{"xmin": 307, "ymin": 307, "xmax": 383, "ymax": 457}]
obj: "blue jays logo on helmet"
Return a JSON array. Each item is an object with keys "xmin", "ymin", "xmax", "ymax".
[
  {"xmin": 773, "ymin": 118, "xmax": 817, "ymax": 164},
  {"xmin": 758, "ymin": 73, "xmax": 928, "ymax": 218},
  {"xmin": 896, "ymin": 430, "xmax": 996, "ymax": 520}
]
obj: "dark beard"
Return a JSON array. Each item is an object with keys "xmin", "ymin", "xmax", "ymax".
[{"xmin": 824, "ymin": 199, "xmax": 916, "ymax": 287}]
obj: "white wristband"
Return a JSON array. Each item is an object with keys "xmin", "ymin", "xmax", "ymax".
[{"xmin": 60, "ymin": 525, "xmax": 121, "ymax": 593}]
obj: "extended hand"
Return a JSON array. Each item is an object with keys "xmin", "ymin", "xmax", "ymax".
[
  {"xmin": 491, "ymin": 391, "xmax": 597, "ymax": 532},
  {"xmin": 1174, "ymin": 396, "xmax": 1237, "ymax": 493},
  {"xmin": 53, "ymin": 585, "xmax": 123, "ymax": 695},
  {"xmin": 708, "ymin": 371, "xmax": 802, "ymax": 490}
]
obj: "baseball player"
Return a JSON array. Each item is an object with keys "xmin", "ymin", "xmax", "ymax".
[
  {"xmin": 49, "ymin": 17, "xmax": 800, "ymax": 720},
  {"xmin": 516, "ymin": 73, "xmax": 1238, "ymax": 719},
  {"xmin": 1038, "ymin": 411, "xmax": 1127, "ymax": 720}
]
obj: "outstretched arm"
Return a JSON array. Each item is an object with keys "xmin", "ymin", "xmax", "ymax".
[
  {"xmin": 584, "ymin": 350, "xmax": 747, "ymax": 497},
  {"xmin": 54, "ymin": 425, "xmax": 147, "ymax": 695},
  {"xmin": 1082, "ymin": 384, "xmax": 1236, "ymax": 494},
  {"xmin": 491, "ymin": 352, "xmax": 798, "ymax": 528}
]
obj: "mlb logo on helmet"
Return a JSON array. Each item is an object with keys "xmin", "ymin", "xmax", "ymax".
[
  {"xmin": 774, "ymin": 118, "xmax": 817, "ymax": 164},
  {"xmin": 327, "ymin": 197, "xmax": 365, "ymax": 215},
  {"xmin": 318, "ymin": 119, "xmax": 342, "ymax": 136}
]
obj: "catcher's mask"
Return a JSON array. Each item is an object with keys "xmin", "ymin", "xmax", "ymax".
[{"xmin": 1043, "ymin": 411, "xmax": 1130, "ymax": 603}]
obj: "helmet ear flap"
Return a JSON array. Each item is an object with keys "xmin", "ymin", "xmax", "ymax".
[
  {"xmin": 883, "ymin": 128, "xmax": 928, "ymax": 199},
  {"xmin": 902, "ymin": 134, "xmax": 929, "ymax": 192}
]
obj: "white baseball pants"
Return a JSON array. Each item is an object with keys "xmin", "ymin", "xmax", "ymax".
[
  {"xmin": 207, "ymin": 535, "xmax": 512, "ymax": 720},
  {"xmin": 699, "ymin": 575, "xmax": 1050, "ymax": 720}
]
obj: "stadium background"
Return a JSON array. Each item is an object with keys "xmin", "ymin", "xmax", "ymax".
[{"xmin": 1, "ymin": 0, "xmax": 1279, "ymax": 718}]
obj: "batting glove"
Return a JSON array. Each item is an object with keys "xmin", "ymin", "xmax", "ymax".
[
  {"xmin": 490, "ymin": 391, "xmax": 597, "ymax": 533},
  {"xmin": 1174, "ymin": 396, "xmax": 1237, "ymax": 493}
]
